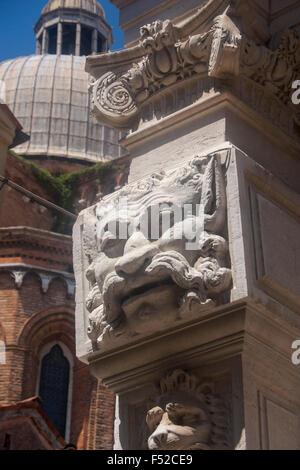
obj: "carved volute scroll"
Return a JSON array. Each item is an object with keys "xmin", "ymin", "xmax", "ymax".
[
  {"xmin": 82, "ymin": 153, "xmax": 232, "ymax": 350},
  {"xmin": 146, "ymin": 369, "xmax": 230, "ymax": 450},
  {"xmin": 87, "ymin": 0, "xmax": 300, "ymax": 133}
]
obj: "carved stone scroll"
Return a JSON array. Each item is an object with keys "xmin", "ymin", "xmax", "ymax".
[{"xmin": 89, "ymin": 3, "xmax": 300, "ymax": 131}]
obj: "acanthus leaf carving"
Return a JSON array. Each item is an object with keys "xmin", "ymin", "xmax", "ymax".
[
  {"xmin": 240, "ymin": 29, "xmax": 300, "ymax": 112},
  {"xmin": 92, "ymin": 19, "xmax": 212, "ymax": 128},
  {"xmin": 208, "ymin": 6, "xmax": 242, "ymax": 78},
  {"xmin": 89, "ymin": 3, "xmax": 300, "ymax": 133}
]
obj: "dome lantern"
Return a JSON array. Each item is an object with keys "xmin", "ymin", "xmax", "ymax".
[
  {"xmin": 34, "ymin": 0, "xmax": 112, "ymax": 56},
  {"xmin": 0, "ymin": 1, "xmax": 123, "ymax": 166}
]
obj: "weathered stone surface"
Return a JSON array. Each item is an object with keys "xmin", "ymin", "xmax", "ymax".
[
  {"xmin": 74, "ymin": 0, "xmax": 300, "ymax": 451},
  {"xmin": 74, "ymin": 142, "xmax": 300, "ymax": 450},
  {"xmin": 88, "ymin": 2, "xmax": 300, "ymax": 136},
  {"xmin": 74, "ymin": 152, "xmax": 232, "ymax": 356},
  {"xmin": 146, "ymin": 369, "xmax": 229, "ymax": 450}
]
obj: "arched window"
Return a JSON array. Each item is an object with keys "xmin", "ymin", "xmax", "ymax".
[{"xmin": 38, "ymin": 343, "xmax": 72, "ymax": 439}]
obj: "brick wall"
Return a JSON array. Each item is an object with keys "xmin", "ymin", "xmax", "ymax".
[
  {"xmin": 0, "ymin": 151, "xmax": 122, "ymax": 450},
  {"xmin": 0, "ymin": 153, "xmax": 55, "ymax": 230},
  {"xmin": 0, "ymin": 268, "xmax": 115, "ymax": 450}
]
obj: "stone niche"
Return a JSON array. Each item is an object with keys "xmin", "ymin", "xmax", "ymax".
[{"xmin": 74, "ymin": 0, "xmax": 300, "ymax": 450}]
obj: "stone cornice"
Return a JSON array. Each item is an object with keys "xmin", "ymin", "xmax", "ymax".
[
  {"xmin": 0, "ymin": 262, "xmax": 75, "ymax": 297},
  {"xmin": 0, "ymin": 227, "xmax": 74, "ymax": 297},
  {"xmin": 0, "ymin": 226, "xmax": 72, "ymax": 242},
  {"xmin": 87, "ymin": 0, "xmax": 228, "ymax": 75},
  {"xmin": 119, "ymin": 0, "xmax": 225, "ymax": 34},
  {"xmin": 86, "ymin": 298, "xmax": 300, "ymax": 392},
  {"xmin": 119, "ymin": 90, "xmax": 300, "ymax": 160},
  {"xmin": 87, "ymin": 1, "xmax": 300, "ymax": 140},
  {"xmin": 0, "ymin": 227, "xmax": 73, "ymax": 272}
]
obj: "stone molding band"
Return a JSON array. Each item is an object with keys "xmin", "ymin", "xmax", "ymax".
[{"xmin": 0, "ymin": 263, "xmax": 75, "ymax": 297}]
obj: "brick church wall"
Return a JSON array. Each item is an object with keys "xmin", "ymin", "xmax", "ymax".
[
  {"xmin": 0, "ymin": 150, "xmax": 128, "ymax": 449},
  {"xmin": 0, "ymin": 246, "xmax": 115, "ymax": 449}
]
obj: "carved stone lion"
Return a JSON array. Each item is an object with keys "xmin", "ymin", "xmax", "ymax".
[
  {"xmin": 83, "ymin": 153, "xmax": 232, "ymax": 347},
  {"xmin": 146, "ymin": 369, "xmax": 230, "ymax": 450}
]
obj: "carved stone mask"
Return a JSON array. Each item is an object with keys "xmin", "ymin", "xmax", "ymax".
[
  {"xmin": 83, "ymin": 153, "xmax": 232, "ymax": 345},
  {"xmin": 146, "ymin": 398, "xmax": 212, "ymax": 450},
  {"xmin": 146, "ymin": 370, "xmax": 229, "ymax": 450}
]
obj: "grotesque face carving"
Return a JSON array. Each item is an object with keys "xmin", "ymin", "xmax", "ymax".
[
  {"xmin": 147, "ymin": 401, "xmax": 212, "ymax": 450},
  {"xmin": 146, "ymin": 370, "xmax": 229, "ymax": 450},
  {"xmin": 84, "ymin": 153, "xmax": 232, "ymax": 346}
]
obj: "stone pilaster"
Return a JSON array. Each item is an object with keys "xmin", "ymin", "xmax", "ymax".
[
  {"xmin": 57, "ymin": 22, "xmax": 62, "ymax": 55},
  {"xmin": 75, "ymin": 23, "xmax": 81, "ymax": 56},
  {"xmin": 74, "ymin": 0, "xmax": 300, "ymax": 450}
]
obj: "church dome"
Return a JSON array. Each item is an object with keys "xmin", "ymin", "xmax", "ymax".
[
  {"xmin": 0, "ymin": 0, "xmax": 123, "ymax": 164},
  {"xmin": 0, "ymin": 54, "xmax": 121, "ymax": 162},
  {"xmin": 42, "ymin": 0, "xmax": 105, "ymax": 18}
]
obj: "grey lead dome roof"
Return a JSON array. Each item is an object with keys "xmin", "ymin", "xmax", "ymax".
[
  {"xmin": 0, "ymin": 54, "xmax": 122, "ymax": 162},
  {"xmin": 42, "ymin": 0, "xmax": 105, "ymax": 18}
]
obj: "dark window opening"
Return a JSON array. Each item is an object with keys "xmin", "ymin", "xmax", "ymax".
[
  {"xmin": 39, "ymin": 344, "xmax": 70, "ymax": 438},
  {"xmin": 48, "ymin": 25, "xmax": 58, "ymax": 54},
  {"xmin": 62, "ymin": 23, "xmax": 76, "ymax": 55},
  {"xmin": 80, "ymin": 26, "xmax": 93, "ymax": 56},
  {"xmin": 3, "ymin": 434, "xmax": 11, "ymax": 450},
  {"xmin": 67, "ymin": 264, "xmax": 74, "ymax": 274},
  {"xmin": 97, "ymin": 34, "xmax": 103, "ymax": 53}
]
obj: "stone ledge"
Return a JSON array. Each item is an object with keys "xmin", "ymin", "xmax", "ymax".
[
  {"xmin": 87, "ymin": 298, "xmax": 300, "ymax": 393},
  {"xmin": 121, "ymin": 91, "xmax": 300, "ymax": 161}
]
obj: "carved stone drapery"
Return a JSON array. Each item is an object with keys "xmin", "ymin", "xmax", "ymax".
[{"xmin": 88, "ymin": 2, "xmax": 300, "ymax": 132}]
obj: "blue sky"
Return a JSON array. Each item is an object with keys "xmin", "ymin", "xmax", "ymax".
[{"xmin": 0, "ymin": 0, "xmax": 124, "ymax": 62}]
